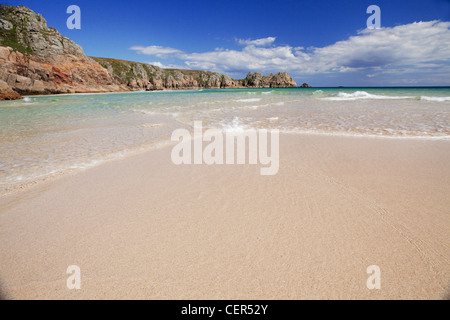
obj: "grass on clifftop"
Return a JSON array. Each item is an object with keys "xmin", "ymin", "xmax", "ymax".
[
  {"xmin": 92, "ymin": 57, "xmax": 136, "ymax": 82},
  {"xmin": 0, "ymin": 21, "xmax": 33, "ymax": 55},
  {"xmin": 91, "ymin": 57, "xmax": 242, "ymax": 84},
  {"xmin": 0, "ymin": 26, "xmax": 33, "ymax": 55},
  {"xmin": 0, "ymin": 6, "xmax": 33, "ymax": 55}
]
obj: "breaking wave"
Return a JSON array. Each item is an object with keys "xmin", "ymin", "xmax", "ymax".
[{"xmin": 325, "ymin": 91, "xmax": 414, "ymax": 101}]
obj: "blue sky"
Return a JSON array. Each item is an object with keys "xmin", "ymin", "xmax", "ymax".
[{"xmin": 3, "ymin": 0, "xmax": 450, "ymax": 86}]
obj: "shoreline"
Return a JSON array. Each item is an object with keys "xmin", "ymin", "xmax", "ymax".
[
  {"xmin": 1, "ymin": 131, "xmax": 449, "ymax": 199},
  {"xmin": 7, "ymin": 85, "xmax": 450, "ymax": 101},
  {"xmin": 1, "ymin": 87, "xmax": 294, "ymax": 101},
  {"xmin": 0, "ymin": 134, "xmax": 177, "ymax": 199},
  {"xmin": 16, "ymin": 86, "xmax": 309, "ymax": 99},
  {"xmin": 1, "ymin": 133, "xmax": 449, "ymax": 299}
]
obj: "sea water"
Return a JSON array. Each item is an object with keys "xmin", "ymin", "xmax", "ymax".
[{"xmin": 0, "ymin": 87, "xmax": 449, "ymax": 188}]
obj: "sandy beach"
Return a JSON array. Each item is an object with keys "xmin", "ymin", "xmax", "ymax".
[{"xmin": 0, "ymin": 133, "xmax": 449, "ymax": 300}]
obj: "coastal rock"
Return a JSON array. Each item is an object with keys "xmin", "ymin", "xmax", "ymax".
[
  {"xmin": 244, "ymin": 71, "xmax": 297, "ymax": 88},
  {"xmin": 269, "ymin": 72, "xmax": 297, "ymax": 88},
  {"xmin": 0, "ymin": 5, "xmax": 129, "ymax": 95},
  {"xmin": 93, "ymin": 57, "xmax": 245, "ymax": 90},
  {"xmin": 221, "ymin": 75, "xmax": 240, "ymax": 88},
  {"xmin": 245, "ymin": 72, "xmax": 266, "ymax": 87},
  {"xmin": 300, "ymin": 83, "xmax": 311, "ymax": 88},
  {"xmin": 0, "ymin": 5, "xmax": 305, "ymax": 95},
  {"xmin": 0, "ymin": 5, "xmax": 83, "ymax": 58},
  {"xmin": 0, "ymin": 18, "xmax": 13, "ymax": 31},
  {"xmin": 0, "ymin": 79, "xmax": 21, "ymax": 100}
]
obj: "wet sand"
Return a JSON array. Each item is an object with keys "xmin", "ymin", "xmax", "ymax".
[{"xmin": 0, "ymin": 133, "xmax": 449, "ymax": 299}]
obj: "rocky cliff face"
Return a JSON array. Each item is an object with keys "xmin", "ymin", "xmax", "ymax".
[
  {"xmin": 0, "ymin": 79, "xmax": 21, "ymax": 100},
  {"xmin": 0, "ymin": 5, "xmax": 84, "ymax": 58},
  {"xmin": 92, "ymin": 57, "xmax": 243, "ymax": 90},
  {"xmin": 94, "ymin": 57, "xmax": 297, "ymax": 90},
  {"xmin": 0, "ymin": 5, "xmax": 129, "ymax": 98},
  {"xmin": 0, "ymin": 5, "xmax": 301, "ymax": 100},
  {"xmin": 243, "ymin": 72, "xmax": 297, "ymax": 88}
]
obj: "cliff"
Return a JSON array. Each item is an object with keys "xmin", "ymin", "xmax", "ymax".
[
  {"xmin": 0, "ymin": 5, "xmax": 128, "ymax": 98},
  {"xmin": 0, "ymin": 5, "xmax": 299, "ymax": 100},
  {"xmin": 92, "ymin": 57, "xmax": 297, "ymax": 90},
  {"xmin": 242, "ymin": 72, "xmax": 297, "ymax": 88}
]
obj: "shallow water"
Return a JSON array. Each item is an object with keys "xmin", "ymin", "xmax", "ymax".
[{"xmin": 0, "ymin": 87, "xmax": 449, "ymax": 187}]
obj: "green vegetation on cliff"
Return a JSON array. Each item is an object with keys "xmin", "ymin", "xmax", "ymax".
[
  {"xmin": 93, "ymin": 57, "xmax": 153, "ymax": 83},
  {"xmin": 0, "ymin": 6, "xmax": 33, "ymax": 55},
  {"xmin": 91, "ymin": 57, "xmax": 240, "ymax": 88}
]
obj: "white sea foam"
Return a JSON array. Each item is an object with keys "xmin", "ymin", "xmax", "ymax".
[
  {"xmin": 132, "ymin": 109, "xmax": 179, "ymax": 118},
  {"xmin": 221, "ymin": 117, "xmax": 248, "ymax": 132},
  {"xmin": 420, "ymin": 96, "xmax": 450, "ymax": 102},
  {"xmin": 246, "ymin": 103, "xmax": 270, "ymax": 110},
  {"xmin": 0, "ymin": 138, "xmax": 176, "ymax": 186},
  {"xmin": 277, "ymin": 127, "xmax": 450, "ymax": 140},
  {"xmin": 235, "ymin": 98, "xmax": 261, "ymax": 103},
  {"xmin": 325, "ymin": 91, "xmax": 414, "ymax": 101},
  {"xmin": 133, "ymin": 109, "xmax": 157, "ymax": 115}
]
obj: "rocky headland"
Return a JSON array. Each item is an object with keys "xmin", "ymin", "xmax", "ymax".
[
  {"xmin": 93, "ymin": 57, "xmax": 298, "ymax": 91},
  {"xmin": 0, "ymin": 5, "xmax": 306, "ymax": 100}
]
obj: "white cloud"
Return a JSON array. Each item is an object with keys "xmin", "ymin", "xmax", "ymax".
[
  {"xmin": 130, "ymin": 45, "xmax": 183, "ymax": 58},
  {"xmin": 147, "ymin": 61, "xmax": 189, "ymax": 69},
  {"xmin": 130, "ymin": 21, "xmax": 450, "ymax": 83},
  {"xmin": 311, "ymin": 21, "xmax": 450, "ymax": 72},
  {"xmin": 236, "ymin": 37, "xmax": 277, "ymax": 47}
]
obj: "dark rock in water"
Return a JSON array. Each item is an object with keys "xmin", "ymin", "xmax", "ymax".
[{"xmin": 300, "ymin": 83, "xmax": 311, "ymax": 88}]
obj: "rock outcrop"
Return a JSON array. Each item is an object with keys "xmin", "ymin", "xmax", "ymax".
[
  {"xmin": 93, "ymin": 57, "xmax": 243, "ymax": 90},
  {"xmin": 300, "ymin": 83, "xmax": 311, "ymax": 88},
  {"xmin": 243, "ymin": 72, "xmax": 297, "ymax": 88},
  {"xmin": 0, "ymin": 79, "xmax": 21, "ymax": 100},
  {"xmin": 0, "ymin": 5, "xmax": 129, "ymax": 99},
  {"xmin": 94, "ymin": 57, "xmax": 297, "ymax": 90},
  {"xmin": 0, "ymin": 5, "xmax": 303, "ymax": 100}
]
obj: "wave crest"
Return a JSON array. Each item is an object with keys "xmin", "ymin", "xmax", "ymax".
[{"xmin": 325, "ymin": 91, "xmax": 413, "ymax": 101}]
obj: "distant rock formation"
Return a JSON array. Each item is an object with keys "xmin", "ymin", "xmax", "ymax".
[
  {"xmin": 93, "ymin": 57, "xmax": 297, "ymax": 90},
  {"xmin": 0, "ymin": 5, "xmax": 303, "ymax": 100},
  {"xmin": 300, "ymin": 83, "xmax": 311, "ymax": 88},
  {"xmin": 92, "ymin": 57, "xmax": 243, "ymax": 90},
  {"xmin": 243, "ymin": 72, "xmax": 297, "ymax": 88}
]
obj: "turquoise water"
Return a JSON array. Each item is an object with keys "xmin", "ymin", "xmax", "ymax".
[{"xmin": 0, "ymin": 87, "xmax": 449, "ymax": 189}]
